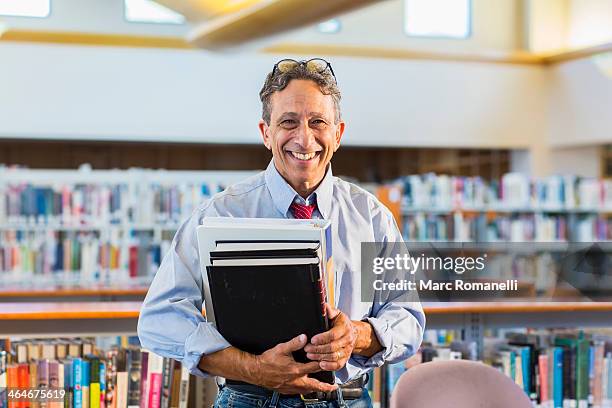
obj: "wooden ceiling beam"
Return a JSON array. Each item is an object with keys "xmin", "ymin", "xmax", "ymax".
[{"xmin": 187, "ymin": 0, "xmax": 385, "ymax": 50}]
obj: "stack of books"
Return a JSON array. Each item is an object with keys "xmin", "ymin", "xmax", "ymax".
[{"xmin": 197, "ymin": 217, "xmax": 336, "ymax": 384}]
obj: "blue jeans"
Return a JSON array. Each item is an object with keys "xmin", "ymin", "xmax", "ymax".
[{"xmin": 213, "ymin": 385, "xmax": 373, "ymax": 408}]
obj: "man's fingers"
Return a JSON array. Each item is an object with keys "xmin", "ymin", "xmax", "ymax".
[
  {"xmin": 310, "ymin": 325, "xmax": 344, "ymax": 346},
  {"xmin": 298, "ymin": 377, "xmax": 338, "ymax": 393},
  {"xmin": 277, "ymin": 334, "xmax": 307, "ymax": 354},
  {"xmin": 294, "ymin": 361, "xmax": 323, "ymax": 375},
  {"xmin": 325, "ymin": 303, "xmax": 340, "ymax": 320},
  {"xmin": 319, "ymin": 360, "xmax": 345, "ymax": 371},
  {"xmin": 305, "ymin": 340, "xmax": 348, "ymax": 355},
  {"xmin": 306, "ymin": 348, "xmax": 347, "ymax": 362},
  {"xmin": 305, "ymin": 337, "xmax": 350, "ymax": 355}
]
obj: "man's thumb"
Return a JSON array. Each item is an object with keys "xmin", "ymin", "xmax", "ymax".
[
  {"xmin": 326, "ymin": 303, "xmax": 340, "ymax": 320},
  {"xmin": 280, "ymin": 334, "xmax": 307, "ymax": 353}
]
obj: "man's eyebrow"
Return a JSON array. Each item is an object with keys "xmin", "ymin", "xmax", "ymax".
[
  {"xmin": 277, "ymin": 112, "xmax": 298, "ymax": 121},
  {"xmin": 309, "ymin": 112, "xmax": 330, "ymax": 119}
]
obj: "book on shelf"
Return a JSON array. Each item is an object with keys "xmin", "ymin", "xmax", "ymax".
[
  {"xmin": 0, "ymin": 230, "xmax": 171, "ymax": 288},
  {"xmin": 0, "ymin": 176, "xmax": 226, "ymax": 228},
  {"xmin": 390, "ymin": 329, "xmax": 612, "ymax": 408},
  {"xmin": 0, "ymin": 338, "xmax": 208, "ymax": 408},
  {"xmin": 400, "ymin": 173, "xmax": 612, "ymax": 212},
  {"xmin": 197, "ymin": 218, "xmax": 335, "ymax": 384}
]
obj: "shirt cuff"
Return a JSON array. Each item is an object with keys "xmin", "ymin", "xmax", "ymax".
[
  {"xmin": 183, "ymin": 321, "xmax": 232, "ymax": 378},
  {"xmin": 350, "ymin": 316, "xmax": 395, "ymax": 369}
]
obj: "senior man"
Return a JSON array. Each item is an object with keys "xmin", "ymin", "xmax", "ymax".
[{"xmin": 138, "ymin": 58, "xmax": 425, "ymax": 408}]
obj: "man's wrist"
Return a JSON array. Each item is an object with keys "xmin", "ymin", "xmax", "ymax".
[
  {"xmin": 197, "ymin": 347, "xmax": 260, "ymax": 384},
  {"xmin": 243, "ymin": 351, "xmax": 262, "ymax": 385},
  {"xmin": 351, "ymin": 320, "xmax": 383, "ymax": 357}
]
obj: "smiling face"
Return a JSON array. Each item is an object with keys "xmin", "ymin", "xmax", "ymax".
[{"xmin": 259, "ymin": 79, "xmax": 345, "ymax": 197}]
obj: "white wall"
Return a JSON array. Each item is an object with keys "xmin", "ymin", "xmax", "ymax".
[
  {"xmin": 0, "ymin": 42, "xmax": 547, "ymax": 149},
  {"xmin": 0, "ymin": 0, "xmax": 189, "ymax": 36},
  {"xmin": 525, "ymin": 0, "xmax": 568, "ymax": 52},
  {"xmin": 567, "ymin": 0, "xmax": 612, "ymax": 48},
  {"xmin": 547, "ymin": 56, "xmax": 612, "ymax": 147},
  {"xmin": 549, "ymin": 146, "xmax": 601, "ymax": 177},
  {"xmin": 283, "ymin": 0, "xmax": 522, "ymax": 53}
]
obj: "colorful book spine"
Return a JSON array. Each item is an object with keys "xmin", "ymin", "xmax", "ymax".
[
  {"xmin": 72, "ymin": 359, "xmax": 82, "ymax": 408},
  {"xmin": 89, "ymin": 358, "xmax": 101, "ymax": 408},
  {"xmin": 0, "ymin": 351, "xmax": 6, "ymax": 408},
  {"xmin": 553, "ymin": 347, "xmax": 564, "ymax": 408}
]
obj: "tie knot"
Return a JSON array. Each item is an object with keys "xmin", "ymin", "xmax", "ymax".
[{"xmin": 290, "ymin": 202, "xmax": 316, "ymax": 219}]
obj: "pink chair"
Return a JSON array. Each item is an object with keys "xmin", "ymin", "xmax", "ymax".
[{"xmin": 390, "ymin": 360, "xmax": 533, "ymax": 408}]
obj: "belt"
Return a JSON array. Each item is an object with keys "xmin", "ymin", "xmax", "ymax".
[{"xmin": 225, "ymin": 374, "xmax": 368, "ymax": 402}]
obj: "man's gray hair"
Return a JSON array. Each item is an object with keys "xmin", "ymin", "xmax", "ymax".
[{"xmin": 259, "ymin": 62, "xmax": 342, "ymax": 125}]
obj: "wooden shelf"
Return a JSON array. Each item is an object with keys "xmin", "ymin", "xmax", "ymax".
[
  {"xmin": 2, "ymin": 301, "xmax": 612, "ymax": 336},
  {"xmin": 423, "ymin": 302, "xmax": 612, "ymax": 314},
  {"xmin": 0, "ymin": 302, "xmax": 141, "ymax": 336},
  {"xmin": 0, "ymin": 302, "xmax": 141, "ymax": 320},
  {"xmin": 0, "ymin": 288, "xmax": 148, "ymax": 298}
]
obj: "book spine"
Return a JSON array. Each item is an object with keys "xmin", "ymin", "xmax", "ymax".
[
  {"xmin": 146, "ymin": 356, "xmax": 162, "ymax": 408},
  {"xmin": 29, "ymin": 362, "xmax": 38, "ymax": 408},
  {"xmin": 7, "ymin": 366, "xmax": 18, "ymax": 408},
  {"xmin": 62, "ymin": 361, "xmax": 72, "ymax": 408},
  {"xmin": 539, "ymin": 354, "xmax": 549, "ymax": 405},
  {"xmin": 576, "ymin": 339, "xmax": 589, "ymax": 406},
  {"xmin": 115, "ymin": 373, "xmax": 127, "ymax": 408},
  {"xmin": 89, "ymin": 359, "xmax": 100, "ymax": 408},
  {"xmin": 0, "ymin": 351, "xmax": 6, "ymax": 408},
  {"xmin": 17, "ymin": 363, "xmax": 30, "ymax": 408},
  {"xmin": 159, "ymin": 359, "xmax": 171, "ymax": 408},
  {"xmin": 99, "ymin": 362, "xmax": 106, "ymax": 408},
  {"xmin": 73, "ymin": 359, "xmax": 82, "ymax": 408},
  {"xmin": 147, "ymin": 374, "xmax": 161, "ymax": 408},
  {"xmin": 81, "ymin": 361, "xmax": 89, "ymax": 408},
  {"xmin": 37, "ymin": 360, "xmax": 49, "ymax": 408},
  {"xmin": 177, "ymin": 367, "xmax": 188, "ymax": 408},
  {"xmin": 126, "ymin": 349, "xmax": 141, "ymax": 408},
  {"xmin": 168, "ymin": 363, "xmax": 180, "ymax": 408},
  {"xmin": 138, "ymin": 352, "xmax": 148, "ymax": 408},
  {"xmin": 554, "ymin": 347, "xmax": 564, "ymax": 408}
]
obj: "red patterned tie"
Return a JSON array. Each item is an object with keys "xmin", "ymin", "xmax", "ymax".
[{"xmin": 290, "ymin": 202, "xmax": 317, "ymax": 219}]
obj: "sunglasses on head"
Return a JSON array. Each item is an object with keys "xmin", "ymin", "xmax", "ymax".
[{"xmin": 272, "ymin": 58, "xmax": 336, "ymax": 82}]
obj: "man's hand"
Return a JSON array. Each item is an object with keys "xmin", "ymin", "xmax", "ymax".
[
  {"xmin": 304, "ymin": 304, "xmax": 358, "ymax": 371},
  {"xmin": 250, "ymin": 334, "xmax": 338, "ymax": 395}
]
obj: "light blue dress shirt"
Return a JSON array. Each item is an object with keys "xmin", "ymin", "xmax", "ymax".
[{"xmin": 137, "ymin": 160, "xmax": 425, "ymax": 383}]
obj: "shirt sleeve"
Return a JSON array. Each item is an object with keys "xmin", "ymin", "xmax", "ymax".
[
  {"xmin": 350, "ymin": 201, "xmax": 426, "ymax": 370},
  {"xmin": 137, "ymin": 206, "xmax": 231, "ymax": 378}
]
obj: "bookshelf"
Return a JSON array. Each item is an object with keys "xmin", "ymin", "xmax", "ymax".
[
  {"xmin": 397, "ymin": 173, "xmax": 612, "ymax": 242},
  {"xmin": 3, "ymin": 301, "xmax": 612, "ymax": 341},
  {"xmin": 0, "ymin": 302, "xmax": 141, "ymax": 336},
  {"xmin": 3, "ymin": 165, "xmax": 612, "ymax": 405},
  {"xmin": 3, "ymin": 302, "xmax": 612, "ymax": 407},
  {"xmin": 0, "ymin": 167, "xmax": 257, "ymax": 293}
]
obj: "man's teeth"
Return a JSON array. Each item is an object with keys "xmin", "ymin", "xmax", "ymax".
[{"xmin": 291, "ymin": 151, "xmax": 317, "ymax": 160}]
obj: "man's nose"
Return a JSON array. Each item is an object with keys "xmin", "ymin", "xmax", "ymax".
[{"xmin": 294, "ymin": 121, "xmax": 316, "ymax": 147}]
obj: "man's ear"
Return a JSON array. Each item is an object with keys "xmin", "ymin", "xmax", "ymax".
[
  {"xmin": 333, "ymin": 121, "xmax": 345, "ymax": 152},
  {"xmin": 258, "ymin": 120, "xmax": 272, "ymax": 151}
]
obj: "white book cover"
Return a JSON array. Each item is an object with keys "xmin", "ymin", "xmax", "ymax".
[
  {"xmin": 196, "ymin": 217, "xmax": 334, "ymax": 326},
  {"xmin": 214, "ymin": 241, "xmax": 319, "ymax": 251},
  {"xmin": 177, "ymin": 366, "xmax": 189, "ymax": 408},
  {"xmin": 116, "ymin": 371, "xmax": 128, "ymax": 408},
  {"xmin": 212, "ymin": 257, "xmax": 319, "ymax": 266}
]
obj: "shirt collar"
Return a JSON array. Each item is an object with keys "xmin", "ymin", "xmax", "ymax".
[{"xmin": 264, "ymin": 159, "xmax": 333, "ymax": 219}]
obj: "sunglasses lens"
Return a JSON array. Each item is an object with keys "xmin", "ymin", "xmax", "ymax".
[
  {"xmin": 306, "ymin": 59, "xmax": 328, "ymax": 73},
  {"xmin": 276, "ymin": 59, "xmax": 299, "ymax": 73}
]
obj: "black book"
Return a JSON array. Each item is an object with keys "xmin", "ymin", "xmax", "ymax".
[
  {"xmin": 206, "ymin": 255, "xmax": 333, "ymax": 384},
  {"xmin": 127, "ymin": 348, "xmax": 142, "ymax": 407},
  {"xmin": 210, "ymin": 248, "xmax": 319, "ymax": 260}
]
